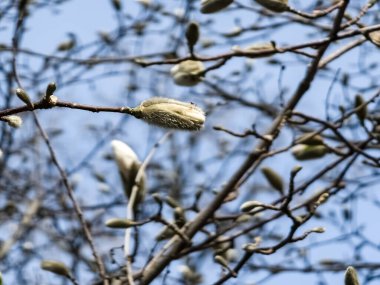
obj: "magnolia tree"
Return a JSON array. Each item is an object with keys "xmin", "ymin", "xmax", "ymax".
[{"xmin": 1, "ymin": 0, "xmax": 380, "ymax": 284}]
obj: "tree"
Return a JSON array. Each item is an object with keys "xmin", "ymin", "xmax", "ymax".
[{"xmin": 0, "ymin": 0, "xmax": 380, "ymax": 284}]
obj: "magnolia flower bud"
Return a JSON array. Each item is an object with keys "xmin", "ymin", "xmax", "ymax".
[
  {"xmin": 200, "ymin": 0, "xmax": 233, "ymax": 14},
  {"xmin": 369, "ymin": 31, "xmax": 380, "ymax": 47},
  {"xmin": 291, "ymin": 144, "xmax": 327, "ymax": 161},
  {"xmin": 40, "ymin": 260, "xmax": 70, "ymax": 277},
  {"xmin": 232, "ymin": 42, "xmax": 276, "ymax": 56},
  {"xmin": 3, "ymin": 115, "xmax": 23, "ymax": 128},
  {"xmin": 15, "ymin": 88, "xmax": 33, "ymax": 108},
  {"xmin": 186, "ymin": 22, "xmax": 200, "ymax": 50},
  {"xmin": 132, "ymin": 97, "xmax": 205, "ymax": 131},
  {"xmin": 111, "ymin": 140, "xmax": 145, "ymax": 209},
  {"xmin": 261, "ymin": 166, "xmax": 284, "ymax": 194},
  {"xmin": 170, "ymin": 60, "xmax": 205, "ymax": 86},
  {"xmin": 255, "ymin": 0, "xmax": 289, "ymax": 13},
  {"xmin": 45, "ymin": 82, "xmax": 57, "ymax": 98},
  {"xmin": 240, "ymin": 200, "xmax": 263, "ymax": 212},
  {"xmin": 178, "ymin": 265, "xmax": 203, "ymax": 284},
  {"xmin": 345, "ymin": 266, "xmax": 360, "ymax": 285},
  {"xmin": 105, "ymin": 218, "xmax": 137, "ymax": 228}
]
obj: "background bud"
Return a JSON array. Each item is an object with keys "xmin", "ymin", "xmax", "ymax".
[
  {"xmin": 255, "ymin": 0, "xmax": 289, "ymax": 13},
  {"xmin": 201, "ymin": 0, "xmax": 234, "ymax": 14}
]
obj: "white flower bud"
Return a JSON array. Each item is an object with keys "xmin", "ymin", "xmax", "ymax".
[
  {"xmin": 111, "ymin": 140, "xmax": 145, "ymax": 208},
  {"xmin": 3, "ymin": 115, "xmax": 23, "ymax": 128},
  {"xmin": 345, "ymin": 266, "xmax": 360, "ymax": 285},
  {"xmin": 133, "ymin": 97, "xmax": 205, "ymax": 131},
  {"xmin": 170, "ymin": 60, "xmax": 205, "ymax": 86}
]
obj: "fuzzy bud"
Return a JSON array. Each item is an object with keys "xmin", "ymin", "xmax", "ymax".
[
  {"xmin": 111, "ymin": 140, "xmax": 145, "ymax": 209},
  {"xmin": 132, "ymin": 97, "xmax": 205, "ymax": 131},
  {"xmin": 105, "ymin": 218, "xmax": 136, "ymax": 228},
  {"xmin": 261, "ymin": 166, "xmax": 284, "ymax": 194},
  {"xmin": 3, "ymin": 115, "xmax": 23, "ymax": 128},
  {"xmin": 369, "ymin": 30, "xmax": 380, "ymax": 47},
  {"xmin": 345, "ymin": 266, "xmax": 360, "ymax": 285},
  {"xmin": 240, "ymin": 200, "xmax": 263, "ymax": 213},
  {"xmin": 170, "ymin": 60, "xmax": 205, "ymax": 86},
  {"xmin": 291, "ymin": 144, "xmax": 327, "ymax": 161},
  {"xmin": 40, "ymin": 260, "xmax": 70, "ymax": 277},
  {"xmin": 255, "ymin": 0, "xmax": 289, "ymax": 13},
  {"xmin": 200, "ymin": 0, "xmax": 234, "ymax": 14},
  {"xmin": 232, "ymin": 42, "xmax": 276, "ymax": 56},
  {"xmin": 311, "ymin": 227, "xmax": 325, "ymax": 233},
  {"xmin": 15, "ymin": 88, "xmax": 33, "ymax": 108}
]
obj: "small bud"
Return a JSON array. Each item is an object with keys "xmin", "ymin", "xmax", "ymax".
[
  {"xmin": 295, "ymin": 132, "xmax": 324, "ymax": 146},
  {"xmin": 174, "ymin": 207, "xmax": 186, "ymax": 226},
  {"xmin": 345, "ymin": 266, "xmax": 360, "ymax": 285},
  {"xmin": 291, "ymin": 165, "xmax": 302, "ymax": 175},
  {"xmin": 105, "ymin": 218, "xmax": 136, "ymax": 228},
  {"xmin": 354, "ymin": 95, "xmax": 367, "ymax": 123},
  {"xmin": 15, "ymin": 88, "xmax": 33, "ymax": 108},
  {"xmin": 200, "ymin": 0, "xmax": 234, "ymax": 14},
  {"xmin": 132, "ymin": 97, "xmax": 206, "ymax": 131},
  {"xmin": 170, "ymin": 60, "xmax": 205, "ymax": 86},
  {"xmin": 45, "ymin": 82, "xmax": 56, "ymax": 98},
  {"xmin": 186, "ymin": 22, "xmax": 200, "ymax": 51},
  {"xmin": 240, "ymin": 200, "xmax": 263, "ymax": 213},
  {"xmin": 232, "ymin": 42, "xmax": 276, "ymax": 57},
  {"xmin": 214, "ymin": 255, "xmax": 229, "ymax": 268},
  {"xmin": 3, "ymin": 115, "xmax": 23, "ymax": 128},
  {"xmin": 369, "ymin": 30, "xmax": 380, "ymax": 47},
  {"xmin": 311, "ymin": 227, "xmax": 325, "ymax": 233},
  {"xmin": 291, "ymin": 144, "xmax": 328, "ymax": 161},
  {"xmin": 48, "ymin": 95, "xmax": 58, "ymax": 106},
  {"xmin": 255, "ymin": 0, "xmax": 289, "ymax": 13},
  {"xmin": 111, "ymin": 140, "xmax": 146, "ymax": 210},
  {"xmin": 316, "ymin": 193, "xmax": 329, "ymax": 205},
  {"xmin": 40, "ymin": 260, "xmax": 70, "ymax": 277},
  {"xmin": 261, "ymin": 167, "xmax": 284, "ymax": 194}
]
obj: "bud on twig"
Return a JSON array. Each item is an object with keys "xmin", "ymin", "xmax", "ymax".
[
  {"xmin": 345, "ymin": 266, "xmax": 360, "ymax": 285},
  {"xmin": 111, "ymin": 140, "xmax": 146, "ymax": 209},
  {"xmin": 132, "ymin": 97, "xmax": 206, "ymax": 131},
  {"xmin": 105, "ymin": 218, "xmax": 137, "ymax": 228},
  {"xmin": 200, "ymin": 0, "xmax": 234, "ymax": 14},
  {"xmin": 255, "ymin": 0, "xmax": 289, "ymax": 13},
  {"xmin": 186, "ymin": 22, "xmax": 200, "ymax": 53},
  {"xmin": 15, "ymin": 88, "xmax": 33, "ymax": 108},
  {"xmin": 40, "ymin": 260, "xmax": 70, "ymax": 277},
  {"xmin": 2, "ymin": 115, "xmax": 23, "ymax": 128},
  {"xmin": 170, "ymin": 60, "xmax": 205, "ymax": 86},
  {"xmin": 45, "ymin": 82, "xmax": 57, "ymax": 98},
  {"xmin": 240, "ymin": 200, "xmax": 263, "ymax": 212},
  {"xmin": 291, "ymin": 144, "xmax": 327, "ymax": 160},
  {"xmin": 261, "ymin": 166, "xmax": 284, "ymax": 194}
]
